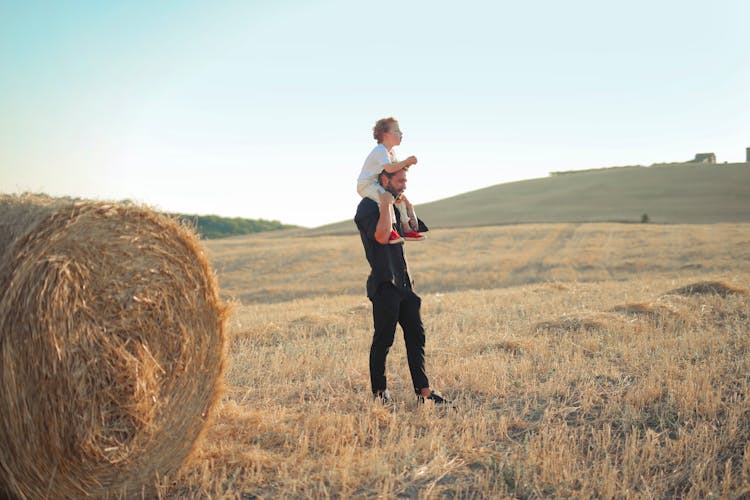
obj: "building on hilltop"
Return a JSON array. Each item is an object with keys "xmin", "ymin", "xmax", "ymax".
[{"xmin": 692, "ymin": 153, "xmax": 716, "ymax": 164}]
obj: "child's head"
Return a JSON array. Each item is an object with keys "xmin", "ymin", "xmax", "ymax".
[{"xmin": 373, "ymin": 117, "xmax": 400, "ymax": 143}]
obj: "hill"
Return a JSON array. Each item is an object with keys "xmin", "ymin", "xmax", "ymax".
[{"xmin": 313, "ymin": 162, "xmax": 750, "ymax": 234}]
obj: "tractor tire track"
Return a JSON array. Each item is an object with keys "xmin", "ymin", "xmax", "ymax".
[{"xmin": 506, "ymin": 223, "xmax": 581, "ymax": 286}]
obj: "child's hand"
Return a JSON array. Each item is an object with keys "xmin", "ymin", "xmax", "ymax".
[
  {"xmin": 405, "ymin": 156, "xmax": 418, "ymax": 167},
  {"xmin": 378, "ymin": 191, "xmax": 396, "ymax": 206}
]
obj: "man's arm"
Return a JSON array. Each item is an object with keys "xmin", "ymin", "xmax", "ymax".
[{"xmin": 374, "ymin": 191, "xmax": 396, "ymax": 244}]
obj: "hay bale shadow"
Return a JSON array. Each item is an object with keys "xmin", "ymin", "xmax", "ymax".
[
  {"xmin": 532, "ymin": 313, "xmax": 618, "ymax": 334},
  {"xmin": 477, "ymin": 338, "xmax": 530, "ymax": 356},
  {"xmin": 666, "ymin": 281, "xmax": 748, "ymax": 298},
  {"xmin": 611, "ymin": 302, "xmax": 677, "ymax": 320}
]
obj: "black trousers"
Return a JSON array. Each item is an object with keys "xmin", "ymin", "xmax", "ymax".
[{"xmin": 369, "ymin": 283, "xmax": 429, "ymax": 394}]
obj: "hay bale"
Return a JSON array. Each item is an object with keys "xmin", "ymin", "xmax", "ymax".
[{"xmin": 0, "ymin": 195, "xmax": 228, "ymax": 498}]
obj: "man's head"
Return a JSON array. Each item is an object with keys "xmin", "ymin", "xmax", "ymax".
[
  {"xmin": 378, "ymin": 167, "xmax": 408, "ymax": 197},
  {"xmin": 373, "ymin": 117, "xmax": 403, "ymax": 146}
]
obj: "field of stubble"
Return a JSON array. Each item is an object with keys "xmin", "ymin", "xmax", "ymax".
[{"xmin": 161, "ymin": 223, "xmax": 750, "ymax": 498}]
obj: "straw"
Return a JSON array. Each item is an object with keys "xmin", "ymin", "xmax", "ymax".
[{"xmin": 0, "ymin": 194, "xmax": 227, "ymax": 498}]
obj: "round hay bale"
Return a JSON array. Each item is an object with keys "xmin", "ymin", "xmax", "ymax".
[{"xmin": 0, "ymin": 195, "xmax": 228, "ymax": 499}]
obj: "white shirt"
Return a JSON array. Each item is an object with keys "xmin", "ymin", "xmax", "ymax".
[{"xmin": 357, "ymin": 143, "xmax": 397, "ymax": 186}]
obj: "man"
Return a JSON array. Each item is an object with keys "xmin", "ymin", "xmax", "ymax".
[{"xmin": 354, "ymin": 167, "xmax": 453, "ymax": 407}]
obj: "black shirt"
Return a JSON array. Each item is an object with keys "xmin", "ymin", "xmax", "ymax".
[{"xmin": 354, "ymin": 198, "xmax": 423, "ymax": 299}]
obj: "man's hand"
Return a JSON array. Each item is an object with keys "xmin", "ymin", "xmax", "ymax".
[{"xmin": 378, "ymin": 190, "xmax": 395, "ymax": 206}]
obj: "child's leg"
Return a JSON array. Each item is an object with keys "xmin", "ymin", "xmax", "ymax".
[
  {"xmin": 396, "ymin": 201, "xmax": 418, "ymax": 232},
  {"xmin": 358, "ymin": 183, "xmax": 397, "ymax": 225}
]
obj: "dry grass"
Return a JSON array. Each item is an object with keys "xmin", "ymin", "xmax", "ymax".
[
  {"xmin": 145, "ymin": 223, "xmax": 750, "ymax": 498},
  {"xmin": 208, "ymin": 223, "xmax": 750, "ymax": 304}
]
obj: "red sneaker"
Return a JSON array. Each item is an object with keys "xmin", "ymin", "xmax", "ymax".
[
  {"xmin": 388, "ymin": 230, "xmax": 404, "ymax": 244},
  {"xmin": 403, "ymin": 230, "xmax": 425, "ymax": 241}
]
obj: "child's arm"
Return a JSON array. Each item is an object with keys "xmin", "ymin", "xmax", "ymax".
[{"xmin": 382, "ymin": 155, "xmax": 417, "ymax": 174}]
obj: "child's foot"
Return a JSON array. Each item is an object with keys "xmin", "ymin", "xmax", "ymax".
[
  {"xmin": 389, "ymin": 230, "xmax": 404, "ymax": 244},
  {"xmin": 403, "ymin": 230, "xmax": 425, "ymax": 241}
]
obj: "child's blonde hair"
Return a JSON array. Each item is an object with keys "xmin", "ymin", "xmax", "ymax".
[{"xmin": 373, "ymin": 117, "xmax": 398, "ymax": 143}]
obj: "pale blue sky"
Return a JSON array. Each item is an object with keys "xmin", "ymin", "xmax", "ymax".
[{"xmin": 2, "ymin": 0, "xmax": 749, "ymax": 227}]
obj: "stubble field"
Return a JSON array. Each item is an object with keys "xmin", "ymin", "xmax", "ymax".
[{"xmin": 161, "ymin": 223, "xmax": 750, "ymax": 498}]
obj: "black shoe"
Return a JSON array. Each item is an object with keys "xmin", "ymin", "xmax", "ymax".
[
  {"xmin": 417, "ymin": 390, "xmax": 456, "ymax": 408},
  {"xmin": 374, "ymin": 389, "xmax": 395, "ymax": 405}
]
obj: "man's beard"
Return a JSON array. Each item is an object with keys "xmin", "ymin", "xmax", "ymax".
[{"xmin": 384, "ymin": 183, "xmax": 402, "ymax": 199}]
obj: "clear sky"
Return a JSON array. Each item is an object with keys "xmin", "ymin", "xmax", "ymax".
[{"xmin": 2, "ymin": 1, "xmax": 749, "ymax": 227}]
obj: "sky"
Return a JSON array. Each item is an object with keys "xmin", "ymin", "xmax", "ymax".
[{"xmin": 1, "ymin": 0, "xmax": 749, "ymax": 227}]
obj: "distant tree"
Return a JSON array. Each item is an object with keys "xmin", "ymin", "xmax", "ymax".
[
  {"xmin": 641, "ymin": 213, "xmax": 650, "ymax": 223},
  {"xmin": 174, "ymin": 213, "xmax": 297, "ymax": 239}
]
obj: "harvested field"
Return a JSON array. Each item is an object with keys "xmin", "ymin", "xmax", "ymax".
[{"xmin": 150, "ymin": 223, "xmax": 750, "ymax": 498}]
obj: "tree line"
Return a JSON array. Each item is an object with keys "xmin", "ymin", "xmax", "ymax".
[{"xmin": 173, "ymin": 213, "xmax": 297, "ymax": 239}]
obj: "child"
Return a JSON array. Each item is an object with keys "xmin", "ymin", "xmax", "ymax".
[{"xmin": 357, "ymin": 117, "xmax": 426, "ymax": 244}]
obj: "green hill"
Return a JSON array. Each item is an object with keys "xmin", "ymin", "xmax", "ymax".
[{"xmin": 314, "ymin": 162, "xmax": 750, "ymax": 234}]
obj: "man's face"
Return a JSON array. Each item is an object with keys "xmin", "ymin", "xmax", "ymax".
[{"xmin": 383, "ymin": 169, "xmax": 407, "ymax": 196}]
